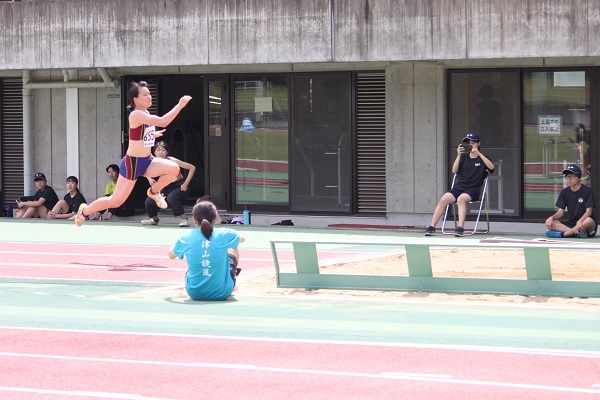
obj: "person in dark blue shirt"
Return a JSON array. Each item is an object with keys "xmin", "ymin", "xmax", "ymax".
[
  {"xmin": 15, "ymin": 172, "xmax": 59, "ymax": 218},
  {"xmin": 47, "ymin": 176, "xmax": 87, "ymax": 220},
  {"xmin": 545, "ymin": 164, "xmax": 597, "ymax": 238},
  {"xmin": 425, "ymin": 132, "xmax": 495, "ymax": 237}
]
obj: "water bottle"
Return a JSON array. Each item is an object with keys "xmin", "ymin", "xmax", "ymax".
[{"xmin": 243, "ymin": 205, "xmax": 251, "ymax": 225}]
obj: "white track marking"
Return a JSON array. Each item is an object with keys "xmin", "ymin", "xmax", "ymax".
[
  {"xmin": 0, "ymin": 326, "xmax": 599, "ymax": 359},
  {"xmin": 0, "ymin": 386, "xmax": 174, "ymax": 399},
  {"xmin": 0, "ymin": 352, "xmax": 598, "ymax": 395}
]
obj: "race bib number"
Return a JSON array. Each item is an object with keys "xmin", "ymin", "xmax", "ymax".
[{"xmin": 143, "ymin": 125, "xmax": 156, "ymax": 148}]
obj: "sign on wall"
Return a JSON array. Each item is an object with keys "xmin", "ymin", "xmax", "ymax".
[{"xmin": 538, "ymin": 115, "xmax": 562, "ymax": 135}]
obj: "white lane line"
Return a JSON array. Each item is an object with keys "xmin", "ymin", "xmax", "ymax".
[
  {"xmin": 0, "ymin": 352, "xmax": 598, "ymax": 395},
  {"xmin": 0, "ymin": 278, "xmax": 177, "ymax": 285},
  {"xmin": 0, "ymin": 262, "xmax": 184, "ymax": 271},
  {"xmin": 0, "ymin": 251, "xmax": 168, "ymax": 259},
  {"xmin": 0, "ymin": 386, "xmax": 175, "ymax": 399},
  {"xmin": 382, "ymin": 372, "xmax": 453, "ymax": 378},
  {"xmin": 1, "ymin": 326, "xmax": 599, "ymax": 359}
]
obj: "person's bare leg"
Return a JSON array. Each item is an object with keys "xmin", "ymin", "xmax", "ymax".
[
  {"xmin": 34, "ymin": 205, "xmax": 49, "ymax": 218},
  {"xmin": 19, "ymin": 206, "xmax": 37, "ymax": 218},
  {"xmin": 429, "ymin": 193, "xmax": 456, "ymax": 227},
  {"xmin": 456, "ymin": 193, "xmax": 472, "ymax": 228},
  {"xmin": 144, "ymin": 158, "xmax": 179, "ymax": 209},
  {"xmin": 144, "ymin": 158, "xmax": 179, "ymax": 194},
  {"xmin": 75, "ymin": 177, "xmax": 136, "ymax": 226}
]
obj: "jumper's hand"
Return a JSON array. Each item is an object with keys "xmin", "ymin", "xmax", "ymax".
[{"xmin": 178, "ymin": 96, "xmax": 192, "ymax": 108}]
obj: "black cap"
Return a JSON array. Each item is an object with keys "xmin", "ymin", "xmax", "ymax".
[
  {"xmin": 562, "ymin": 164, "xmax": 582, "ymax": 178},
  {"xmin": 462, "ymin": 132, "xmax": 480, "ymax": 142},
  {"xmin": 33, "ymin": 172, "xmax": 46, "ymax": 181}
]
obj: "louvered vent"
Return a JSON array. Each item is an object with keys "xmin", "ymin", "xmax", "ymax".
[
  {"xmin": 1, "ymin": 79, "xmax": 24, "ymax": 204},
  {"xmin": 147, "ymin": 80, "xmax": 158, "ymax": 115},
  {"xmin": 356, "ymin": 72, "xmax": 386, "ymax": 214}
]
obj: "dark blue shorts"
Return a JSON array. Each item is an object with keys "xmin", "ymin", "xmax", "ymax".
[
  {"xmin": 448, "ymin": 188, "xmax": 480, "ymax": 202},
  {"xmin": 119, "ymin": 154, "xmax": 153, "ymax": 180}
]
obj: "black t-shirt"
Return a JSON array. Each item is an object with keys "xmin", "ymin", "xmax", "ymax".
[
  {"xmin": 63, "ymin": 191, "xmax": 87, "ymax": 213},
  {"xmin": 556, "ymin": 184, "xmax": 596, "ymax": 223},
  {"xmin": 35, "ymin": 185, "xmax": 59, "ymax": 210},
  {"xmin": 453, "ymin": 154, "xmax": 494, "ymax": 191}
]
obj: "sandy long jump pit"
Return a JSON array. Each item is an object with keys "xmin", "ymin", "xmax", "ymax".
[{"xmin": 239, "ymin": 239, "xmax": 600, "ymax": 308}]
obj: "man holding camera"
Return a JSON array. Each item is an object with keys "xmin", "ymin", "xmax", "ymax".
[
  {"xmin": 424, "ymin": 132, "xmax": 495, "ymax": 237},
  {"xmin": 15, "ymin": 172, "xmax": 59, "ymax": 218}
]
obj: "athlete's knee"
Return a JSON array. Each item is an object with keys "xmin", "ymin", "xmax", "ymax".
[{"xmin": 167, "ymin": 163, "xmax": 180, "ymax": 176}]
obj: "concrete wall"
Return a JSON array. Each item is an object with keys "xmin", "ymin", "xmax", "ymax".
[
  {"xmin": 25, "ymin": 71, "xmax": 122, "ymax": 200},
  {"xmin": 386, "ymin": 62, "xmax": 445, "ymax": 224},
  {"xmin": 4, "ymin": 0, "xmax": 600, "ymax": 219},
  {"xmin": 1, "ymin": 0, "xmax": 600, "ymax": 70}
]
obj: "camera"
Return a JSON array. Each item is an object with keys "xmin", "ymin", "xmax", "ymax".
[{"xmin": 460, "ymin": 144, "xmax": 472, "ymax": 152}]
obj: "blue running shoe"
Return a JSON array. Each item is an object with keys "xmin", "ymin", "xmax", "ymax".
[
  {"xmin": 545, "ymin": 230, "xmax": 562, "ymax": 238},
  {"xmin": 575, "ymin": 230, "xmax": 589, "ymax": 238}
]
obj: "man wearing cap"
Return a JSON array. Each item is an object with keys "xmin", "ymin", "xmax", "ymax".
[
  {"xmin": 545, "ymin": 164, "xmax": 597, "ymax": 238},
  {"xmin": 15, "ymin": 172, "xmax": 59, "ymax": 218},
  {"xmin": 425, "ymin": 132, "xmax": 495, "ymax": 237}
]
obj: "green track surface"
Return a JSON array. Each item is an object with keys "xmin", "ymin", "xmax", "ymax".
[{"xmin": 1, "ymin": 219, "xmax": 598, "ymax": 352}]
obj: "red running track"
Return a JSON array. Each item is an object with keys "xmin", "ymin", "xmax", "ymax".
[
  {"xmin": 0, "ymin": 328, "xmax": 599, "ymax": 400},
  {"xmin": 0, "ymin": 242, "xmax": 384, "ymax": 283}
]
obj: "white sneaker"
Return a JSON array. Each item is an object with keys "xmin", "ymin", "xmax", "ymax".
[
  {"xmin": 179, "ymin": 218, "xmax": 190, "ymax": 227},
  {"xmin": 147, "ymin": 188, "xmax": 168, "ymax": 209},
  {"xmin": 141, "ymin": 218, "xmax": 159, "ymax": 226},
  {"xmin": 74, "ymin": 203, "xmax": 87, "ymax": 227}
]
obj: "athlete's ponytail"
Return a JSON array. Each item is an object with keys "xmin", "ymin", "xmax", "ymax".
[{"xmin": 193, "ymin": 200, "xmax": 219, "ymax": 240}]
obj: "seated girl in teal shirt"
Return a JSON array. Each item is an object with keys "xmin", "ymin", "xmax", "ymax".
[{"xmin": 169, "ymin": 200, "xmax": 245, "ymax": 301}]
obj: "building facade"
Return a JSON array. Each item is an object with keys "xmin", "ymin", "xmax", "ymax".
[{"xmin": 1, "ymin": 0, "xmax": 600, "ymax": 231}]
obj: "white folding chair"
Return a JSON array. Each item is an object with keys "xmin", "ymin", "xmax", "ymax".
[{"xmin": 441, "ymin": 175, "xmax": 490, "ymax": 235}]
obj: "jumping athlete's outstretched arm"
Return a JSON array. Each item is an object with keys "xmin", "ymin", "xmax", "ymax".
[{"xmin": 130, "ymin": 96, "xmax": 192, "ymax": 128}]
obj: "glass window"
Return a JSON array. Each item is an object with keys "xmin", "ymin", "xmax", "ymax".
[
  {"xmin": 234, "ymin": 76, "xmax": 289, "ymax": 206},
  {"xmin": 208, "ymin": 81, "xmax": 222, "ymax": 137},
  {"xmin": 449, "ymin": 71, "xmax": 520, "ymax": 217},
  {"xmin": 290, "ymin": 74, "xmax": 351, "ymax": 212},
  {"xmin": 522, "ymin": 71, "xmax": 591, "ymax": 214}
]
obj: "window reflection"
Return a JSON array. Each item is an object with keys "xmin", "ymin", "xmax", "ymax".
[
  {"xmin": 234, "ymin": 76, "xmax": 289, "ymax": 205},
  {"xmin": 522, "ymin": 71, "xmax": 591, "ymax": 213},
  {"xmin": 449, "ymin": 71, "xmax": 520, "ymax": 216}
]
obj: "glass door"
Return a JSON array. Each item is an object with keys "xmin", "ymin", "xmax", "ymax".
[
  {"xmin": 448, "ymin": 70, "xmax": 521, "ymax": 217},
  {"xmin": 522, "ymin": 70, "xmax": 591, "ymax": 217}
]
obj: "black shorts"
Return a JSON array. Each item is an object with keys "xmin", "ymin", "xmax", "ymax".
[
  {"xmin": 228, "ymin": 254, "xmax": 242, "ymax": 283},
  {"xmin": 448, "ymin": 188, "xmax": 480, "ymax": 202}
]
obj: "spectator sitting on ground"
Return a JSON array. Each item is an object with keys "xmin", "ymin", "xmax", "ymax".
[
  {"xmin": 47, "ymin": 176, "xmax": 87, "ymax": 220},
  {"xmin": 15, "ymin": 172, "xmax": 59, "ymax": 218},
  {"xmin": 545, "ymin": 164, "xmax": 597, "ymax": 238},
  {"xmin": 424, "ymin": 132, "xmax": 495, "ymax": 237},
  {"xmin": 168, "ymin": 199, "xmax": 244, "ymax": 301}
]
